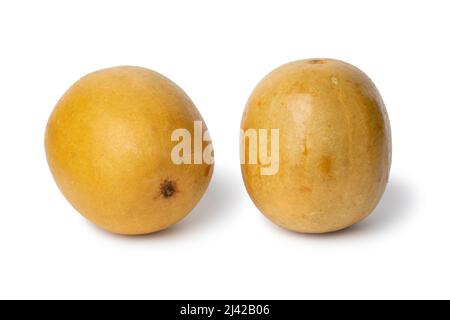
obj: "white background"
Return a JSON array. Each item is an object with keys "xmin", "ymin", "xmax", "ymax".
[{"xmin": 0, "ymin": 0, "xmax": 449, "ymax": 300}]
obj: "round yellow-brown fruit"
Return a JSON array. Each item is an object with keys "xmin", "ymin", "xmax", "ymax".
[
  {"xmin": 45, "ymin": 66, "xmax": 213, "ymax": 235},
  {"xmin": 241, "ymin": 59, "xmax": 391, "ymax": 233}
]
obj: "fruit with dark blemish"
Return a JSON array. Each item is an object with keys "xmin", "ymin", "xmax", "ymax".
[
  {"xmin": 45, "ymin": 66, "xmax": 214, "ymax": 235},
  {"xmin": 160, "ymin": 180, "xmax": 176, "ymax": 198}
]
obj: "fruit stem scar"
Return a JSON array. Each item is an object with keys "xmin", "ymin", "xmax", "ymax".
[
  {"xmin": 160, "ymin": 179, "xmax": 176, "ymax": 198},
  {"xmin": 308, "ymin": 59, "xmax": 327, "ymax": 64}
]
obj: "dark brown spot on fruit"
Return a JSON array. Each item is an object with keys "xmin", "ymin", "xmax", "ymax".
[{"xmin": 160, "ymin": 179, "xmax": 176, "ymax": 198}]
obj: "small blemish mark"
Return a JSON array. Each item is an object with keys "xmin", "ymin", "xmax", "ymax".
[
  {"xmin": 300, "ymin": 186, "xmax": 312, "ymax": 193},
  {"xmin": 204, "ymin": 165, "xmax": 212, "ymax": 177},
  {"xmin": 160, "ymin": 179, "xmax": 176, "ymax": 198},
  {"xmin": 303, "ymin": 146, "xmax": 309, "ymax": 156},
  {"xmin": 319, "ymin": 155, "xmax": 334, "ymax": 178},
  {"xmin": 292, "ymin": 81, "xmax": 308, "ymax": 93},
  {"xmin": 302, "ymin": 137, "xmax": 309, "ymax": 156},
  {"xmin": 308, "ymin": 59, "xmax": 327, "ymax": 65},
  {"xmin": 331, "ymin": 76, "xmax": 339, "ymax": 86}
]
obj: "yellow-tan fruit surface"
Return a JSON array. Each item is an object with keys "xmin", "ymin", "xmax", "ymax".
[
  {"xmin": 241, "ymin": 59, "xmax": 391, "ymax": 233},
  {"xmin": 45, "ymin": 66, "xmax": 213, "ymax": 235}
]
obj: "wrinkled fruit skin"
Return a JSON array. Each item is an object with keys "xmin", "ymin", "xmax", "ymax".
[
  {"xmin": 45, "ymin": 66, "xmax": 213, "ymax": 235},
  {"xmin": 241, "ymin": 59, "xmax": 391, "ymax": 233}
]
